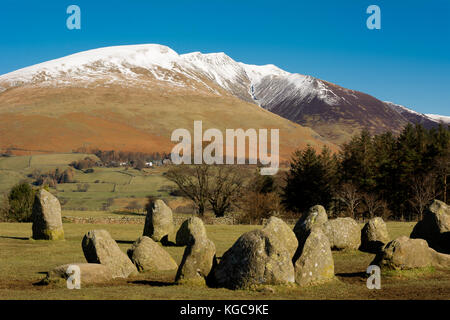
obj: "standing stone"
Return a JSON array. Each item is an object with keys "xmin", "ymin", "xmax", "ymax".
[
  {"xmin": 293, "ymin": 205, "xmax": 328, "ymax": 245},
  {"xmin": 82, "ymin": 229, "xmax": 137, "ymax": 278},
  {"xmin": 371, "ymin": 236, "xmax": 450, "ymax": 270},
  {"xmin": 143, "ymin": 199, "xmax": 174, "ymax": 242},
  {"xmin": 175, "ymin": 217, "xmax": 207, "ymax": 246},
  {"xmin": 322, "ymin": 217, "xmax": 361, "ymax": 250},
  {"xmin": 175, "ymin": 236, "xmax": 217, "ymax": 285},
  {"xmin": 360, "ymin": 217, "xmax": 390, "ymax": 253},
  {"xmin": 294, "ymin": 227, "xmax": 334, "ymax": 286},
  {"xmin": 213, "ymin": 228, "xmax": 295, "ymax": 290},
  {"xmin": 127, "ymin": 236, "xmax": 178, "ymax": 272},
  {"xmin": 31, "ymin": 189, "xmax": 64, "ymax": 240},
  {"xmin": 262, "ymin": 216, "xmax": 298, "ymax": 258},
  {"xmin": 410, "ymin": 200, "xmax": 450, "ymax": 253}
]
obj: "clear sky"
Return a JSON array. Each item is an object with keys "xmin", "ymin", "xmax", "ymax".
[{"xmin": 0, "ymin": 0, "xmax": 449, "ymax": 115}]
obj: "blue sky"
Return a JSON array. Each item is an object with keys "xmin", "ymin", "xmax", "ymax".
[{"xmin": 0, "ymin": 0, "xmax": 449, "ymax": 115}]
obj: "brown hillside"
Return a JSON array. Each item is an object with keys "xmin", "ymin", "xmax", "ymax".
[{"xmin": 0, "ymin": 85, "xmax": 337, "ymax": 160}]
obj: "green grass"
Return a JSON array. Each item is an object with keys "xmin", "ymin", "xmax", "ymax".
[
  {"xmin": 0, "ymin": 154, "xmax": 177, "ymax": 211},
  {"xmin": 0, "ymin": 221, "xmax": 449, "ymax": 300},
  {"xmin": 0, "ymin": 155, "xmax": 31, "ymax": 171},
  {"xmin": 29, "ymin": 153, "xmax": 99, "ymax": 169}
]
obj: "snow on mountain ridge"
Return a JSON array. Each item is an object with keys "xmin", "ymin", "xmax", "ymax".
[
  {"xmin": 239, "ymin": 63, "xmax": 290, "ymax": 85},
  {"xmin": 181, "ymin": 51, "xmax": 248, "ymax": 91},
  {"xmin": 0, "ymin": 44, "xmax": 180, "ymax": 85},
  {"xmin": 2, "ymin": 43, "xmax": 444, "ymax": 124},
  {"xmin": 425, "ymin": 114, "xmax": 450, "ymax": 124},
  {"xmin": 384, "ymin": 101, "xmax": 450, "ymax": 127},
  {"xmin": 1, "ymin": 43, "xmax": 336, "ymax": 107},
  {"xmin": 0, "ymin": 44, "xmax": 318, "ymax": 96},
  {"xmin": 384, "ymin": 101, "xmax": 421, "ymax": 116}
]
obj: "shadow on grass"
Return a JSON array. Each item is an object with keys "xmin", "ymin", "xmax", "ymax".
[
  {"xmin": 129, "ymin": 280, "xmax": 176, "ymax": 287},
  {"xmin": 33, "ymin": 274, "xmax": 49, "ymax": 286},
  {"xmin": 116, "ymin": 240, "xmax": 135, "ymax": 244},
  {"xmin": 112, "ymin": 210, "xmax": 146, "ymax": 217},
  {"xmin": 0, "ymin": 236, "xmax": 30, "ymax": 240},
  {"xmin": 335, "ymin": 271, "xmax": 367, "ymax": 278},
  {"xmin": 117, "ymin": 236, "xmax": 178, "ymax": 246},
  {"xmin": 161, "ymin": 236, "xmax": 177, "ymax": 247}
]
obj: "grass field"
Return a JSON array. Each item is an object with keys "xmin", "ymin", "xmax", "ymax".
[
  {"xmin": 1, "ymin": 154, "xmax": 450, "ymax": 299},
  {"xmin": 0, "ymin": 153, "xmax": 180, "ymax": 212},
  {"xmin": 1, "ymin": 220, "xmax": 449, "ymax": 300}
]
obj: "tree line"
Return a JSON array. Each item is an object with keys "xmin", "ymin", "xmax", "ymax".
[
  {"xmin": 167, "ymin": 123, "xmax": 449, "ymax": 222},
  {"xmin": 283, "ymin": 123, "xmax": 450, "ymax": 221},
  {"xmin": 74, "ymin": 147, "xmax": 170, "ymax": 166}
]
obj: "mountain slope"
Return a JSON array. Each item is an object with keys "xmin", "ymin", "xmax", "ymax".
[
  {"xmin": 0, "ymin": 45, "xmax": 335, "ymax": 159},
  {"xmin": 383, "ymin": 102, "xmax": 442, "ymax": 129},
  {"xmin": 425, "ymin": 114, "xmax": 450, "ymax": 125},
  {"xmin": 0, "ymin": 44, "xmax": 447, "ymax": 153}
]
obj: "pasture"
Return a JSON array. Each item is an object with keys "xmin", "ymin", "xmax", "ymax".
[
  {"xmin": 1, "ymin": 153, "xmax": 450, "ymax": 300},
  {"xmin": 0, "ymin": 153, "xmax": 178, "ymax": 212},
  {"xmin": 0, "ymin": 221, "xmax": 449, "ymax": 300}
]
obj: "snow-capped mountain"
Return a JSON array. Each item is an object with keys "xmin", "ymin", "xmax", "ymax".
[
  {"xmin": 0, "ymin": 44, "xmax": 335, "ymax": 157},
  {"xmin": 0, "ymin": 44, "xmax": 374, "ymax": 108},
  {"xmin": 384, "ymin": 102, "xmax": 442, "ymax": 129},
  {"xmin": 425, "ymin": 114, "xmax": 450, "ymax": 124},
  {"xmin": 0, "ymin": 44, "xmax": 447, "ymax": 147}
]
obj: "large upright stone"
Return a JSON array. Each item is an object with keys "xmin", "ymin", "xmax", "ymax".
[
  {"xmin": 293, "ymin": 205, "xmax": 328, "ymax": 246},
  {"xmin": 262, "ymin": 216, "xmax": 298, "ymax": 258},
  {"xmin": 322, "ymin": 217, "xmax": 361, "ymax": 250},
  {"xmin": 143, "ymin": 199, "xmax": 174, "ymax": 242},
  {"xmin": 31, "ymin": 189, "xmax": 64, "ymax": 240},
  {"xmin": 294, "ymin": 227, "xmax": 334, "ymax": 286},
  {"xmin": 213, "ymin": 226, "xmax": 296, "ymax": 289},
  {"xmin": 176, "ymin": 217, "xmax": 207, "ymax": 246},
  {"xmin": 360, "ymin": 217, "xmax": 390, "ymax": 253},
  {"xmin": 371, "ymin": 236, "xmax": 450, "ymax": 270},
  {"xmin": 410, "ymin": 200, "xmax": 450, "ymax": 253},
  {"xmin": 175, "ymin": 236, "xmax": 217, "ymax": 285},
  {"xmin": 82, "ymin": 229, "xmax": 137, "ymax": 278},
  {"xmin": 127, "ymin": 236, "xmax": 178, "ymax": 272}
]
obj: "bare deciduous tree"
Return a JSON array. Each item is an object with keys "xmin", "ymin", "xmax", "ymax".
[
  {"xmin": 165, "ymin": 165, "xmax": 210, "ymax": 216},
  {"xmin": 409, "ymin": 173, "xmax": 437, "ymax": 220},
  {"xmin": 166, "ymin": 164, "xmax": 247, "ymax": 217},
  {"xmin": 435, "ymin": 154, "xmax": 450, "ymax": 204},
  {"xmin": 208, "ymin": 166, "xmax": 245, "ymax": 217},
  {"xmin": 362, "ymin": 192, "xmax": 385, "ymax": 220},
  {"xmin": 338, "ymin": 183, "xmax": 362, "ymax": 219}
]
